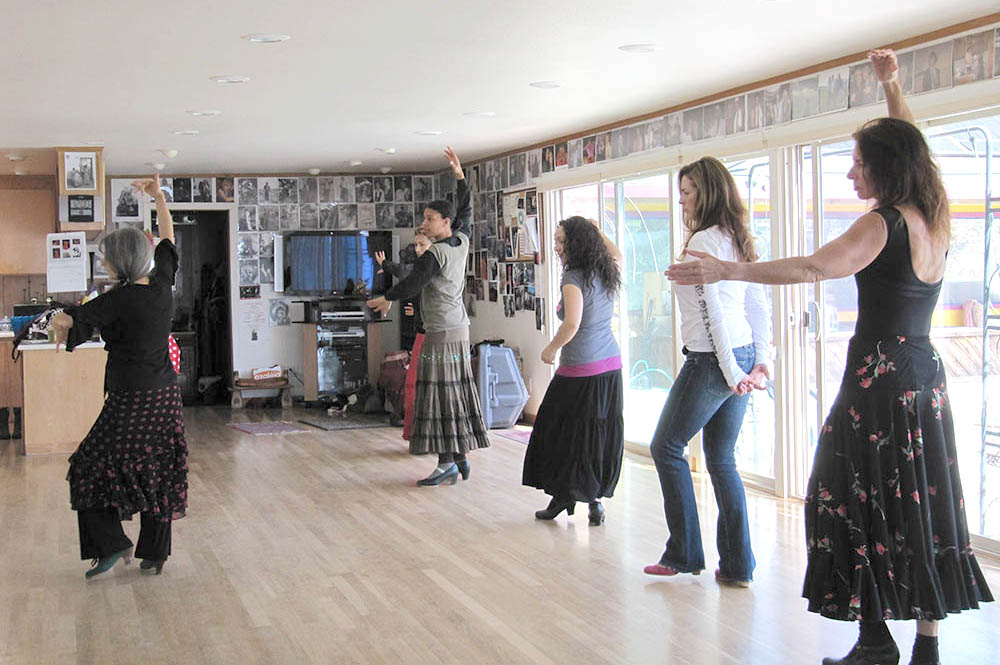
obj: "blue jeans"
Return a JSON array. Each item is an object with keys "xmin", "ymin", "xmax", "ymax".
[{"xmin": 649, "ymin": 345, "xmax": 756, "ymax": 580}]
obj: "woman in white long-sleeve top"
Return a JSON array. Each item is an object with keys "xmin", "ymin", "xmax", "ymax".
[{"xmin": 643, "ymin": 157, "xmax": 771, "ymax": 587}]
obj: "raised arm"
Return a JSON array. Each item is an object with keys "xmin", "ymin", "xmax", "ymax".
[
  {"xmin": 444, "ymin": 147, "xmax": 471, "ymax": 237},
  {"xmin": 591, "ymin": 218, "xmax": 624, "ymax": 266},
  {"xmin": 869, "ymin": 48, "xmax": 915, "ymax": 124},
  {"xmin": 132, "ymin": 174, "xmax": 174, "ymax": 243}
]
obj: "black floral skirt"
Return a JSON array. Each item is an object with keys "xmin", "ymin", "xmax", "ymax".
[
  {"xmin": 803, "ymin": 335, "xmax": 993, "ymax": 621},
  {"xmin": 67, "ymin": 384, "xmax": 188, "ymax": 522}
]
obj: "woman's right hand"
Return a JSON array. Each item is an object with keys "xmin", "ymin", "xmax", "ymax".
[
  {"xmin": 51, "ymin": 311, "xmax": 73, "ymax": 350},
  {"xmin": 132, "ymin": 173, "xmax": 163, "ymax": 199},
  {"xmin": 374, "ymin": 250, "xmax": 386, "ymax": 266},
  {"xmin": 868, "ymin": 48, "xmax": 898, "ymax": 84}
]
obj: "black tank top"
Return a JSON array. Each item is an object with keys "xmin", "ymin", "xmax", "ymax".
[{"xmin": 853, "ymin": 207, "xmax": 943, "ymax": 340}]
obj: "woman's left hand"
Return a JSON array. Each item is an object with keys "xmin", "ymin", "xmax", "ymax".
[
  {"xmin": 541, "ymin": 345, "xmax": 556, "ymax": 365},
  {"xmin": 366, "ymin": 296, "xmax": 392, "ymax": 315},
  {"xmin": 50, "ymin": 311, "xmax": 73, "ymax": 350},
  {"xmin": 868, "ymin": 48, "xmax": 899, "ymax": 84},
  {"xmin": 664, "ymin": 249, "xmax": 731, "ymax": 285},
  {"xmin": 132, "ymin": 173, "xmax": 163, "ymax": 199}
]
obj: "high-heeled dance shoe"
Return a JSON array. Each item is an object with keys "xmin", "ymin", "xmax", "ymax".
[
  {"xmin": 534, "ymin": 498, "xmax": 575, "ymax": 520},
  {"xmin": 416, "ymin": 463, "xmax": 459, "ymax": 486},
  {"xmin": 643, "ymin": 563, "xmax": 702, "ymax": 577},
  {"xmin": 822, "ymin": 640, "xmax": 900, "ymax": 665},
  {"xmin": 588, "ymin": 501, "xmax": 605, "ymax": 526},
  {"xmin": 85, "ymin": 547, "xmax": 132, "ymax": 579},
  {"xmin": 456, "ymin": 459, "xmax": 470, "ymax": 480},
  {"xmin": 714, "ymin": 568, "xmax": 751, "ymax": 588},
  {"xmin": 140, "ymin": 559, "xmax": 166, "ymax": 575}
]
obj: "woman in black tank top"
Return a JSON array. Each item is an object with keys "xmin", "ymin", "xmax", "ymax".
[{"xmin": 667, "ymin": 49, "xmax": 991, "ymax": 665}]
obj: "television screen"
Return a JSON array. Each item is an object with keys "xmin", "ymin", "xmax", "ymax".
[{"xmin": 284, "ymin": 231, "xmax": 392, "ymax": 295}]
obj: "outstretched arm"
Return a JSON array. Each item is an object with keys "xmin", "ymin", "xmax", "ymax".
[
  {"xmin": 132, "ymin": 174, "xmax": 174, "ymax": 243},
  {"xmin": 444, "ymin": 147, "xmax": 471, "ymax": 237},
  {"xmin": 869, "ymin": 48, "xmax": 915, "ymax": 124}
]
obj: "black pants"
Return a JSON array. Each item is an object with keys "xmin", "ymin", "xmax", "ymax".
[{"xmin": 77, "ymin": 509, "xmax": 172, "ymax": 561}]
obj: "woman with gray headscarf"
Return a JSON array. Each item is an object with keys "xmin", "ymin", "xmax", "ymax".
[{"xmin": 52, "ymin": 174, "xmax": 187, "ymax": 579}]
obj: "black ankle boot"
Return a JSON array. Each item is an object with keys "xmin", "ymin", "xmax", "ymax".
[
  {"xmin": 588, "ymin": 501, "xmax": 605, "ymax": 526},
  {"xmin": 535, "ymin": 497, "xmax": 575, "ymax": 520},
  {"xmin": 822, "ymin": 639, "xmax": 899, "ymax": 665},
  {"xmin": 0, "ymin": 408, "xmax": 9, "ymax": 440},
  {"xmin": 11, "ymin": 407, "xmax": 21, "ymax": 440}
]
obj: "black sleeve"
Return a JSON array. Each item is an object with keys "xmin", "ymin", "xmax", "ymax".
[
  {"xmin": 149, "ymin": 239, "xmax": 179, "ymax": 287},
  {"xmin": 452, "ymin": 178, "xmax": 471, "ymax": 237},
  {"xmin": 385, "ymin": 251, "xmax": 440, "ymax": 301},
  {"xmin": 381, "ymin": 260, "xmax": 407, "ymax": 280},
  {"xmin": 64, "ymin": 292, "xmax": 118, "ymax": 352}
]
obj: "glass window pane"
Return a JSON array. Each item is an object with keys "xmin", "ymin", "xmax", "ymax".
[{"xmin": 560, "ymin": 184, "xmax": 600, "ymax": 221}]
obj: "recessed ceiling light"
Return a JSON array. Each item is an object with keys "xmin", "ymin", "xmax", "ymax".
[
  {"xmin": 160, "ymin": 148, "xmax": 179, "ymax": 158},
  {"xmin": 171, "ymin": 130, "xmax": 200, "ymax": 136},
  {"xmin": 145, "ymin": 161, "xmax": 167, "ymax": 170},
  {"xmin": 242, "ymin": 33, "xmax": 291, "ymax": 43},
  {"xmin": 307, "ymin": 168, "xmax": 321, "ymax": 175},
  {"xmin": 463, "ymin": 111, "xmax": 497, "ymax": 117},
  {"xmin": 529, "ymin": 80, "xmax": 561, "ymax": 89},
  {"xmin": 374, "ymin": 147, "xmax": 397, "ymax": 154},
  {"xmin": 349, "ymin": 160, "xmax": 363, "ymax": 167},
  {"xmin": 415, "ymin": 130, "xmax": 444, "ymax": 136},
  {"xmin": 379, "ymin": 166, "xmax": 392, "ymax": 174},
  {"xmin": 618, "ymin": 43, "xmax": 659, "ymax": 53},
  {"xmin": 6, "ymin": 154, "xmax": 26, "ymax": 162},
  {"xmin": 187, "ymin": 109, "xmax": 222, "ymax": 117},
  {"xmin": 210, "ymin": 75, "xmax": 250, "ymax": 84}
]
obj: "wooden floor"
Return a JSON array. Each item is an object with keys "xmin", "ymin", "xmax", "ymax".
[{"xmin": 1, "ymin": 406, "xmax": 997, "ymax": 665}]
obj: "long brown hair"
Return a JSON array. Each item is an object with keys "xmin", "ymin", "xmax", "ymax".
[
  {"xmin": 560, "ymin": 217, "xmax": 621, "ymax": 293},
  {"xmin": 853, "ymin": 117, "xmax": 951, "ymax": 243},
  {"xmin": 678, "ymin": 157, "xmax": 758, "ymax": 262}
]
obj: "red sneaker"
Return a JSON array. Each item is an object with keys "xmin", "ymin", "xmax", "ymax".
[{"xmin": 643, "ymin": 563, "xmax": 680, "ymax": 576}]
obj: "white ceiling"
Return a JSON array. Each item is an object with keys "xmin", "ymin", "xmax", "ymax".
[{"xmin": 2, "ymin": 1, "xmax": 996, "ymax": 177}]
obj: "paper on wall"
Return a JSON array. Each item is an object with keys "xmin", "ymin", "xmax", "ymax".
[{"xmin": 46, "ymin": 232, "xmax": 88, "ymax": 292}]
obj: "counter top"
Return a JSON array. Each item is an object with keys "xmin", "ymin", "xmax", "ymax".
[
  {"xmin": 0, "ymin": 331, "xmax": 13, "ymax": 340},
  {"xmin": 16, "ymin": 341, "xmax": 105, "ymax": 351}
]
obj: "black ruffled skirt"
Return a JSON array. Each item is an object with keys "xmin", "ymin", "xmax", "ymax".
[
  {"xmin": 522, "ymin": 369, "xmax": 624, "ymax": 502},
  {"xmin": 802, "ymin": 335, "xmax": 992, "ymax": 621}
]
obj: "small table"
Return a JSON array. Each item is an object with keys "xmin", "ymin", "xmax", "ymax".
[{"xmin": 230, "ymin": 371, "xmax": 292, "ymax": 409}]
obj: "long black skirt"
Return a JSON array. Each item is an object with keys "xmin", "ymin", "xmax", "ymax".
[
  {"xmin": 802, "ymin": 335, "xmax": 992, "ymax": 621},
  {"xmin": 67, "ymin": 384, "xmax": 188, "ymax": 523},
  {"xmin": 522, "ymin": 369, "xmax": 624, "ymax": 502}
]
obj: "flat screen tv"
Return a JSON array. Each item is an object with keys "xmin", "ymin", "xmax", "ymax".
[{"xmin": 283, "ymin": 231, "xmax": 393, "ymax": 296}]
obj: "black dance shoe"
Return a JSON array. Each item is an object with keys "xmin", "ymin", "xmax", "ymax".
[
  {"xmin": 588, "ymin": 501, "xmax": 605, "ymax": 526},
  {"xmin": 534, "ymin": 498, "xmax": 575, "ymax": 520},
  {"xmin": 416, "ymin": 463, "xmax": 459, "ymax": 486},
  {"xmin": 456, "ymin": 459, "xmax": 470, "ymax": 480},
  {"xmin": 140, "ymin": 559, "xmax": 166, "ymax": 575},
  {"xmin": 822, "ymin": 640, "xmax": 900, "ymax": 665}
]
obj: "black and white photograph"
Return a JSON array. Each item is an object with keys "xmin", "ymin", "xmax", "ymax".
[
  {"xmin": 155, "ymin": 177, "xmax": 174, "ymax": 202},
  {"xmin": 725, "ymin": 96, "xmax": 746, "ymax": 134},
  {"xmin": 497, "ymin": 156, "xmax": 509, "ymax": 189},
  {"xmin": 953, "ymin": 31, "xmax": 994, "ymax": 85},
  {"xmin": 327, "ymin": 176, "xmax": 350, "ymax": 203},
  {"xmin": 525, "ymin": 293, "xmax": 535, "ymax": 311},
  {"xmin": 475, "ymin": 279, "xmax": 484, "ymax": 302},
  {"xmin": 62, "ymin": 151, "xmax": 97, "ymax": 190},
  {"xmin": 239, "ymin": 285, "xmax": 260, "ymax": 300},
  {"xmin": 791, "ymin": 76, "xmax": 819, "ymax": 120},
  {"xmin": 643, "ymin": 120, "xmax": 663, "ymax": 151},
  {"xmin": 413, "ymin": 204, "xmax": 424, "ymax": 227},
  {"xmin": 535, "ymin": 297, "xmax": 544, "ymax": 330},
  {"xmin": 702, "ymin": 102, "xmax": 725, "ymax": 140},
  {"xmin": 682, "ymin": 107, "xmax": 703, "ymax": 143},
  {"xmin": 488, "ymin": 257, "xmax": 499, "ymax": 281},
  {"xmin": 373, "ymin": 176, "xmax": 394, "ymax": 202},
  {"xmin": 318, "ymin": 177, "xmax": 336, "ymax": 203},
  {"xmin": 527, "ymin": 149, "xmax": 542, "ymax": 179},
  {"xmin": 111, "ymin": 179, "xmax": 141, "ymax": 220},
  {"xmin": 237, "ymin": 178, "xmax": 258, "ymax": 205},
  {"xmin": 193, "ymin": 177, "xmax": 214, "ymax": 202},
  {"xmin": 340, "ymin": 203, "xmax": 360, "ymax": 230},
  {"xmin": 596, "ymin": 132, "xmax": 611, "ymax": 160},
  {"xmin": 541, "ymin": 145, "xmax": 555, "ymax": 173},
  {"xmin": 488, "ymin": 282, "xmax": 498, "ymax": 302},
  {"xmin": 611, "ymin": 128, "xmax": 628, "ymax": 158},
  {"xmin": 525, "ymin": 190, "xmax": 537, "ymax": 216},
  {"xmin": 258, "ymin": 177, "xmax": 280, "ymax": 204},
  {"xmin": 510, "ymin": 152, "xmax": 526, "ymax": 186},
  {"xmin": 298, "ymin": 177, "xmax": 318, "ymax": 204},
  {"xmin": 746, "ymin": 90, "xmax": 765, "ymax": 131},
  {"xmin": 69, "ymin": 195, "xmax": 95, "ymax": 222},
  {"xmin": 259, "ymin": 233, "xmax": 275, "ymax": 257},
  {"xmin": 356, "ymin": 203, "xmax": 373, "ymax": 229},
  {"xmin": 278, "ymin": 178, "xmax": 298, "ymax": 204},
  {"xmin": 280, "ymin": 204, "xmax": 300, "ymax": 230},
  {"xmin": 775, "ymin": 83, "xmax": 792, "ymax": 124},
  {"xmin": 663, "ymin": 114, "xmax": 682, "ymax": 146},
  {"xmin": 849, "ymin": 62, "xmax": 879, "ymax": 107},
  {"xmin": 269, "ymin": 299, "xmax": 291, "ymax": 327},
  {"xmin": 319, "ymin": 203, "xmax": 338, "ymax": 229},
  {"xmin": 375, "ymin": 202, "xmax": 394, "ymax": 229},
  {"xmin": 172, "ymin": 177, "xmax": 192, "ymax": 202},
  {"xmin": 913, "ymin": 41, "xmax": 953, "ymax": 93},
  {"xmin": 394, "ymin": 203, "xmax": 414, "ymax": 228},
  {"xmin": 514, "ymin": 287, "xmax": 525, "ymax": 312},
  {"xmin": 258, "ymin": 257, "xmax": 275, "ymax": 284},
  {"xmin": 465, "ymin": 293, "xmax": 476, "ymax": 319},
  {"xmin": 238, "ymin": 206, "xmax": 258, "ymax": 232},
  {"xmin": 817, "ymin": 67, "xmax": 849, "ymax": 113},
  {"xmin": 568, "ymin": 139, "xmax": 583, "ymax": 169},
  {"xmin": 299, "ymin": 203, "xmax": 319, "ymax": 229},
  {"xmin": 877, "ymin": 50, "xmax": 915, "ymax": 101},
  {"xmin": 355, "ymin": 176, "xmax": 373, "ymax": 203},
  {"xmin": 239, "ymin": 259, "xmax": 260, "ymax": 286},
  {"xmin": 627, "ymin": 125, "xmax": 644, "ymax": 155},
  {"xmin": 258, "ymin": 206, "xmax": 280, "ymax": 231},
  {"xmin": 413, "ymin": 175, "xmax": 433, "ymax": 202},
  {"xmin": 216, "ymin": 177, "xmax": 234, "ymax": 202},
  {"xmin": 393, "ymin": 176, "xmax": 412, "ymax": 202},
  {"xmin": 238, "ymin": 233, "xmax": 259, "ymax": 259},
  {"xmin": 503, "ymin": 294, "xmax": 514, "ymax": 318}
]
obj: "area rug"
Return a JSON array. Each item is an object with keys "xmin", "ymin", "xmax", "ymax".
[
  {"xmin": 299, "ymin": 414, "xmax": 389, "ymax": 432},
  {"xmin": 229, "ymin": 421, "xmax": 308, "ymax": 435},
  {"xmin": 493, "ymin": 428, "xmax": 532, "ymax": 445}
]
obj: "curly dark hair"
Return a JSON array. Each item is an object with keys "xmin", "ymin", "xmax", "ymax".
[{"xmin": 559, "ymin": 216, "xmax": 621, "ymax": 293}]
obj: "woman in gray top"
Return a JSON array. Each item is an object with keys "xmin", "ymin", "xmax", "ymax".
[
  {"xmin": 368, "ymin": 148, "xmax": 490, "ymax": 486},
  {"xmin": 522, "ymin": 217, "xmax": 624, "ymax": 525}
]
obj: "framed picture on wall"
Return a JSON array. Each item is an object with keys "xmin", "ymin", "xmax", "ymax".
[{"xmin": 58, "ymin": 147, "xmax": 104, "ymax": 197}]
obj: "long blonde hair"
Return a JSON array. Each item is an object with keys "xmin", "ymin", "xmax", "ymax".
[{"xmin": 678, "ymin": 157, "xmax": 758, "ymax": 263}]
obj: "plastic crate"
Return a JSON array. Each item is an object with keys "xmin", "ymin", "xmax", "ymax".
[{"xmin": 475, "ymin": 344, "xmax": 528, "ymax": 429}]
